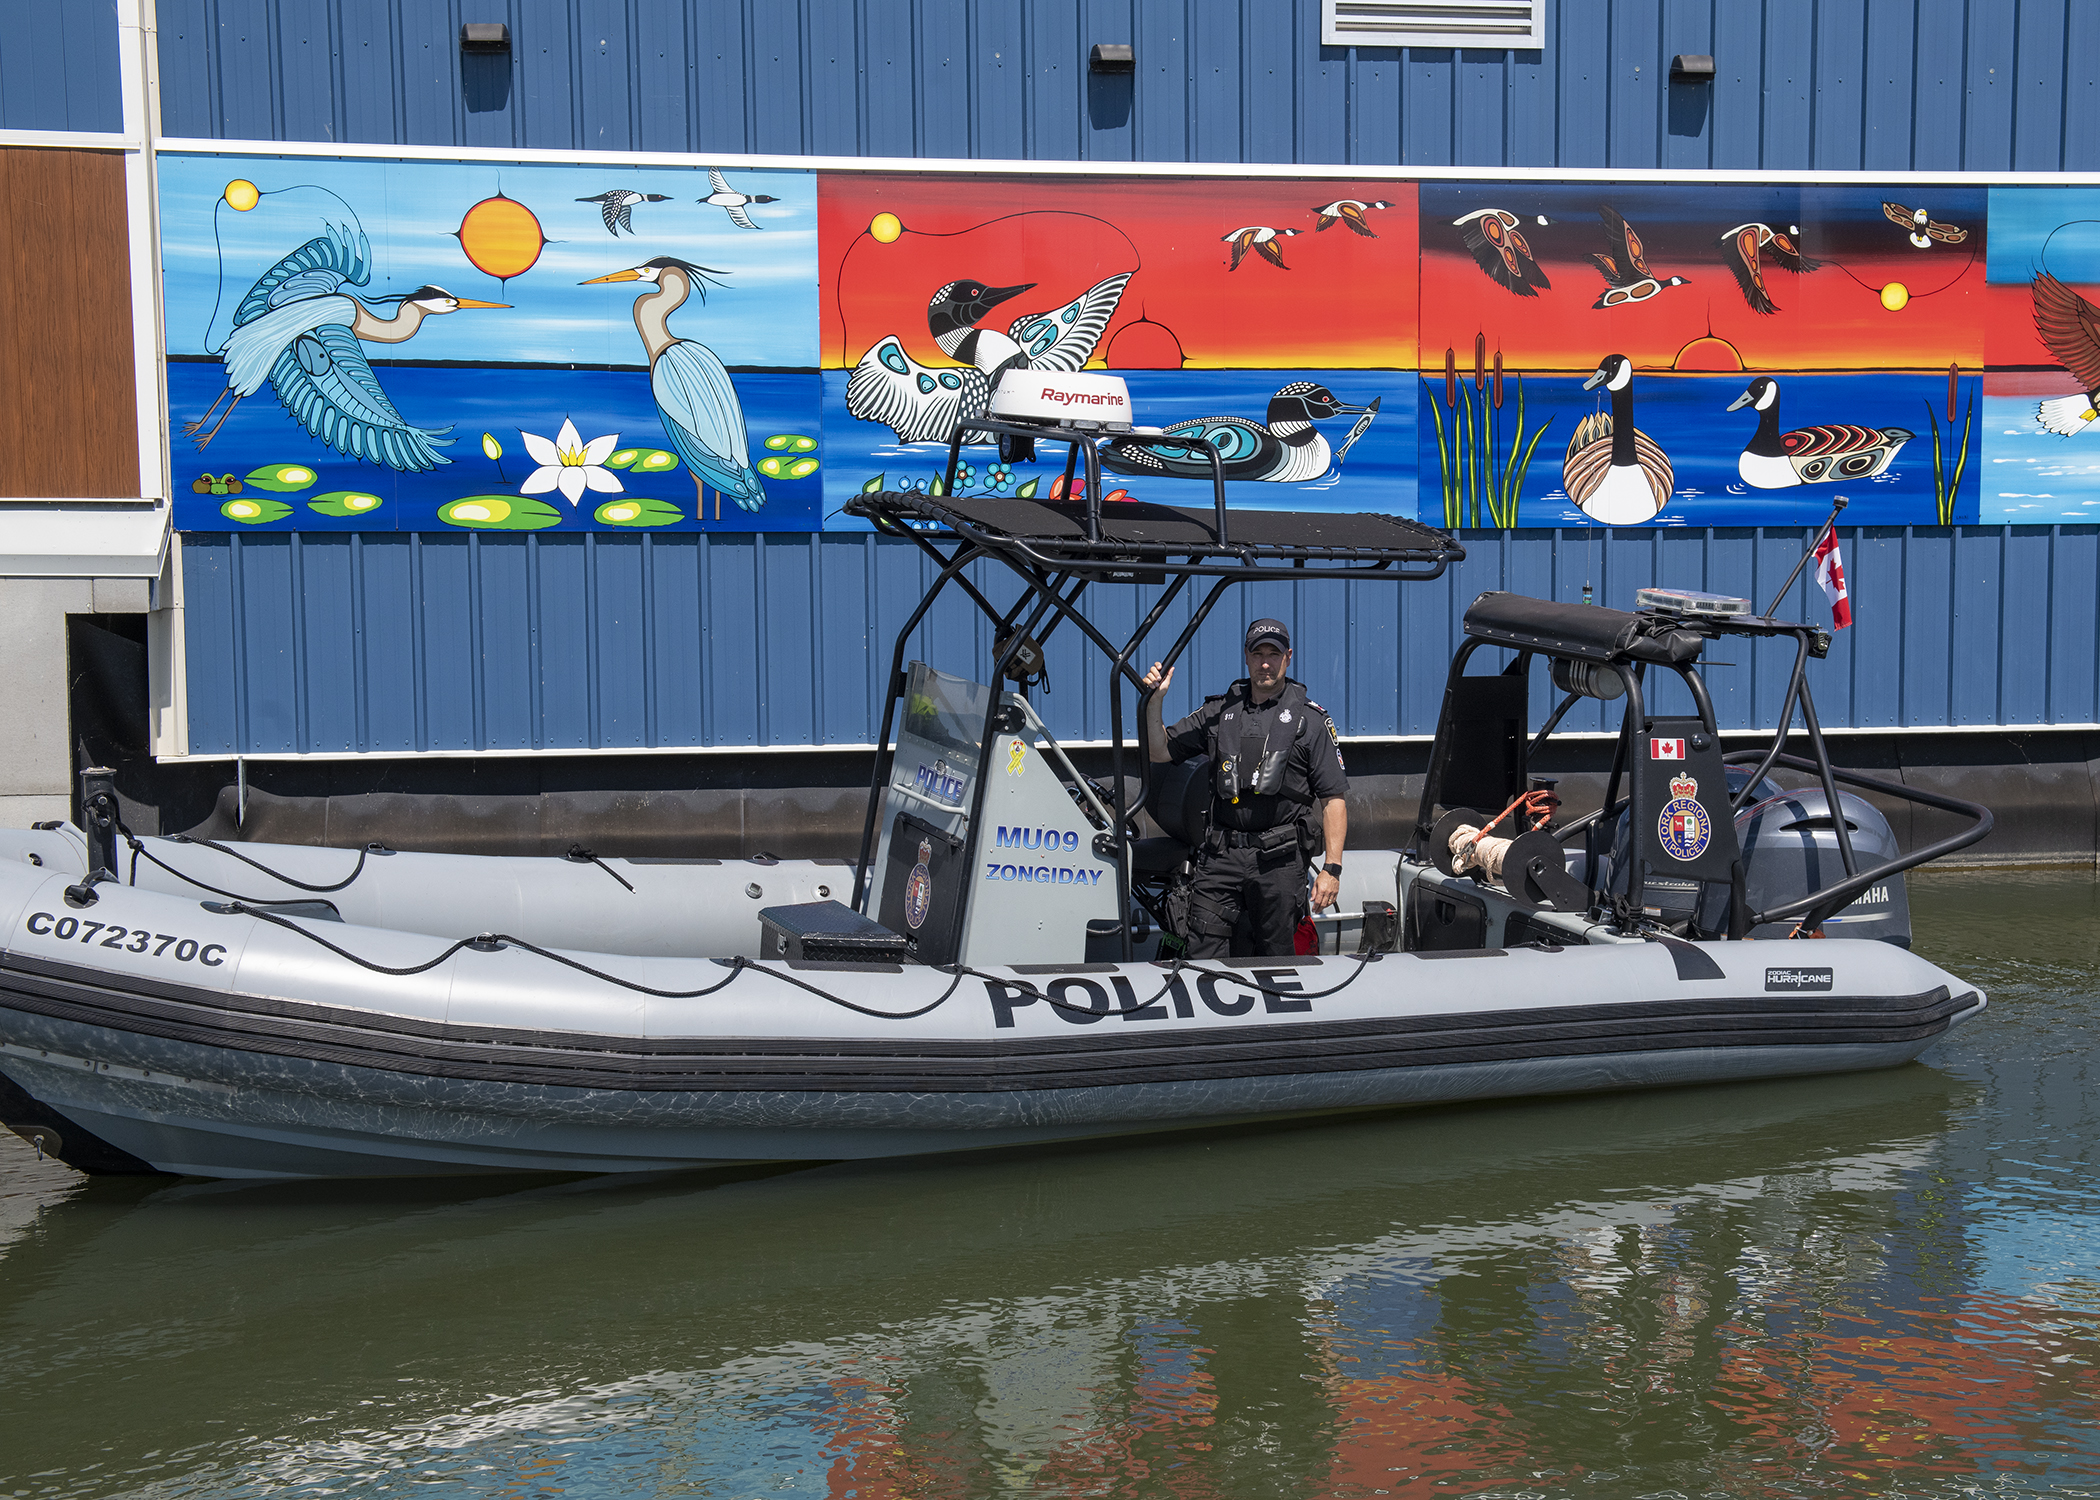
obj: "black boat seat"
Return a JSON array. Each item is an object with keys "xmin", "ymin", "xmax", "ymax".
[{"xmin": 1147, "ymin": 757, "xmax": 1211, "ymax": 843}]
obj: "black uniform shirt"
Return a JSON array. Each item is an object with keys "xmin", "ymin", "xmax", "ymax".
[{"xmin": 1164, "ymin": 678, "xmax": 1348, "ymax": 831}]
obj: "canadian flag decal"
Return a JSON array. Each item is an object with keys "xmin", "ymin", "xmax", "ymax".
[{"xmin": 1651, "ymin": 737, "xmax": 1686, "ymax": 760}]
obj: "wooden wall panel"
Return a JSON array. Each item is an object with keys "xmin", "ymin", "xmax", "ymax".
[{"xmin": 0, "ymin": 148, "xmax": 138, "ymax": 498}]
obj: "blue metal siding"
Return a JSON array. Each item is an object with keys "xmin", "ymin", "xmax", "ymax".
[
  {"xmin": 0, "ymin": 0, "xmax": 123, "ymax": 133},
  {"xmin": 125, "ymin": 0, "xmax": 2096, "ymax": 171},
  {"xmin": 180, "ymin": 525, "xmax": 2100, "ymax": 754},
  {"xmin": 15, "ymin": 4, "xmax": 2098, "ymax": 752}
]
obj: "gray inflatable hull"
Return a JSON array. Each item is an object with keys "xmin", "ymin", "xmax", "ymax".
[{"xmin": 0, "ymin": 830, "xmax": 1985, "ymax": 1179}]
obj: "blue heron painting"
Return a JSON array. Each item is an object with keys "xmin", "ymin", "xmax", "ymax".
[
  {"xmin": 186, "ymin": 224, "xmax": 507, "ymax": 471},
  {"xmin": 582, "ymin": 256, "xmax": 767, "ymax": 516}
]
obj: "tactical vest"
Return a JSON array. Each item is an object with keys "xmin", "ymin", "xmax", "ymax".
[{"xmin": 1207, "ymin": 679, "xmax": 1318, "ymax": 830}]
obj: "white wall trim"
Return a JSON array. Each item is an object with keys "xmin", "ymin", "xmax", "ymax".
[
  {"xmin": 152, "ymin": 135, "xmax": 2100, "ymax": 188},
  {"xmin": 119, "ymin": 0, "xmax": 169, "ymax": 511},
  {"xmin": 120, "ymin": 0, "xmax": 186, "ymax": 758},
  {"xmin": 0, "ymin": 129, "xmax": 136, "ymax": 149}
]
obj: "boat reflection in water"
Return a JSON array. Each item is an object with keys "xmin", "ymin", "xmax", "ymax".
[{"xmin": 4, "ymin": 1042, "xmax": 2096, "ymax": 1497}]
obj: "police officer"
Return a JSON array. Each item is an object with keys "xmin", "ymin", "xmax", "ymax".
[{"xmin": 1141, "ymin": 618, "xmax": 1348, "ymax": 957}]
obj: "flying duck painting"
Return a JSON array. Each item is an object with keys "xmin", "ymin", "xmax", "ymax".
[
  {"xmin": 1222, "ymin": 225, "xmax": 1300, "ymax": 270},
  {"xmin": 1716, "ymin": 222, "xmax": 1821, "ymax": 314},
  {"xmin": 1726, "ymin": 377, "xmax": 1913, "ymax": 487},
  {"xmin": 699, "ymin": 168, "xmax": 779, "ymax": 230},
  {"xmin": 1310, "ymin": 199, "xmax": 1395, "ymax": 237},
  {"xmin": 1563, "ymin": 354, "xmax": 1672, "ymax": 524},
  {"xmin": 2031, "ymin": 273, "xmax": 2100, "ymax": 437},
  {"xmin": 1452, "ymin": 209, "xmax": 1551, "ymax": 297},
  {"xmin": 1589, "ymin": 207, "xmax": 1688, "ymax": 309},
  {"xmin": 576, "ymin": 190, "xmax": 670, "ymax": 237}
]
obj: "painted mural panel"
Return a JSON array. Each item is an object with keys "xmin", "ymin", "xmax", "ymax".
[
  {"xmin": 1418, "ymin": 183, "xmax": 1986, "ymax": 530},
  {"xmin": 1981, "ymin": 189, "xmax": 2100, "ymax": 523},
  {"xmin": 817, "ymin": 174, "xmax": 1419, "ymax": 524},
  {"xmin": 159, "ymin": 153, "xmax": 822, "ymax": 533},
  {"xmin": 155, "ymin": 156, "xmax": 2097, "ymax": 538}
]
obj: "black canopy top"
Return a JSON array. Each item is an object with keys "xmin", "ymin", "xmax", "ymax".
[
  {"xmin": 1463, "ymin": 590, "xmax": 1831, "ymax": 665},
  {"xmin": 1463, "ymin": 591, "xmax": 1706, "ymax": 664},
  {"xmin": 846, "ymin": 490, "xmax": 1463, "ymax": 578}
]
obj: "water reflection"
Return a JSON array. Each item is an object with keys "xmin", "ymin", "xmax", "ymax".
[{"xmin": 1, "ymin": 871, "xmax": 2096, "ymax": 1496}]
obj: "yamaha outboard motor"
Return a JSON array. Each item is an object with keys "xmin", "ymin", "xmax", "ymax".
[
  {"xmin": 1697, "ymin": 788, "xmax": 1912, "ymax": 945},
  {"xmin": 1602, "ymin": 774, "xmax": 1907, "ymax": 944}
]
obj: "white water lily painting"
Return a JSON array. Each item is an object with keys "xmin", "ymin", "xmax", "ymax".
[{"xmin": 520, "ymin": 420, "xmax": 624, "ymax": 506}]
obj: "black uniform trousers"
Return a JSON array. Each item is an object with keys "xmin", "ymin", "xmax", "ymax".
[{"xmin": 1184, "ymin": 840, "xmax": 1307, "ymax": 958}]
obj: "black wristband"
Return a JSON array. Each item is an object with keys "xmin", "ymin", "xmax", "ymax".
[{"xmin": 1322, "ymin": 862, "xmax": 1343, "ymax": 877}]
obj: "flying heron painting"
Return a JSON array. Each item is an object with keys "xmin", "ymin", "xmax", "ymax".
[
  {"xmin": 185, "ymin": 224, "xmax": 506, "ymax": 470},
  {"xmin": 581, "ymin": 256, "xmax": 767, "ymax": 516}
]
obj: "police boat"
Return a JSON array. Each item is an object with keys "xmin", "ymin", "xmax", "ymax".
[{"xmin": 0, "ymin": 375, "xmax": 1991, "ymax": 1179}]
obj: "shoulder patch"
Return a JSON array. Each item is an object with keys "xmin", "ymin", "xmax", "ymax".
[{"xmin": 1307, "ymin": 702, "xmax": 1344, "ymax": 769}]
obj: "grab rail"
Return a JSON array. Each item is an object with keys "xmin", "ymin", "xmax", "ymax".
[{"xmin": 1723, "ymin": 750, "xmax": 1994, "ymax": 930}]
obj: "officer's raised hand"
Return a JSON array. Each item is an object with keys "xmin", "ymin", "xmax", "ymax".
[{"xmin": 1141, "ymin": 662, "xmax": 1175, "ymax": 763}]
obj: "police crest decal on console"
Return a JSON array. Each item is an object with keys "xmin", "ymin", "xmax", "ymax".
[
  {"xmin": 1657, "ymin": 772, "xmax": 1712, "ymax": 862},
  {"xmin": 905, "ymin": 839, "xmax": 934, "ymax": 929}
]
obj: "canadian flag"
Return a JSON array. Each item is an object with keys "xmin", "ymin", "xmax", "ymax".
[
  {"xmin": 1651, "ymin": 737, "xmax": 1686, "ymax": 760},
  {"xmin": 1812, "ymin": 530, "xmax": 1853, "ymax": 629}
]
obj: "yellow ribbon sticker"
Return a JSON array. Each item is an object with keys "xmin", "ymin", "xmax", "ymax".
[{"xmin": 1005, "ymin": 739, "xmax": 1027, "ymax": 776}]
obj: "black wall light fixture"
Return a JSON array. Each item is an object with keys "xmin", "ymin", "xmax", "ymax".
[
  {"xmin": 1670, "ymin": 54, "xmax": 1715, "ymax": 81},
  {"xmin": 1089, "ymin": 43, "xmax": 1134, "ymax": 74},
  {"xmin": 461, "ymin": 22, "xmax": 511, "ymax": 53}
]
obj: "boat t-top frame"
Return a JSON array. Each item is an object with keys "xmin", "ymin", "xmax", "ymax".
[{"xmin": 846, "ymin": 414, "xmax": 1466, "ymax": 959}]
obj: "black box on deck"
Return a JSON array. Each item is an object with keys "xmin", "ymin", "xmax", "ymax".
[{"xmin": 758, "ymin": 900, "xmax": 912, "ymax": 964}]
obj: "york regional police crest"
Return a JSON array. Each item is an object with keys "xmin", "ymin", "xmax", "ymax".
[
  {"xmin": 905, "ymin": 838, "xmax": 934, "ymax": 929},
  {"xmin": 1657, "ymin": 773, "xmax": 1711, "ymax": 862}
]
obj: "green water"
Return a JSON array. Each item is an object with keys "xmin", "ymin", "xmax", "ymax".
[{"xmin": 2, "ymin": 870, "xmax": 2095, "ymax": 1497}]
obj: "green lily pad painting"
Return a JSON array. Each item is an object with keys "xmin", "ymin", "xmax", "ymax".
[
  {"xmin": 220, "ymin": 497, "xmax": 291, "ymax": 524},
  {"xmin": 437, "ymin": 495, "xmax": 563, "ymax": 531},
  {"xmin": 242, "ymin": 463, "xmax": 319, "ymax": 492},
  {"xmin": 757, "ymin": 455, "xmax": 820, "ymax": 480},
  {"xmin": 763, "ymin": 434, "xmax": 818, "ymax": 453},
  {"xmin": 307, "ymin": 490, "xmax": 385, "ymax": 517},
  {"xmin": 593, "ymin": 497, "xmax": 684, "ymax": 527},
  {"xmin": 603, "ymin": 448, "xmax": 679, "ymax": 474}
]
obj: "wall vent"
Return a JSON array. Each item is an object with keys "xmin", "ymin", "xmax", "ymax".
[{"xmin": 1322, "ymin": 1, "xmax": 1546, "ymax": 50}]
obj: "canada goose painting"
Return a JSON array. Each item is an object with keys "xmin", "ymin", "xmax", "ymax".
[{"xmin": 1562, "ymin": 354, "xmax": 1673, "ymax": 524}]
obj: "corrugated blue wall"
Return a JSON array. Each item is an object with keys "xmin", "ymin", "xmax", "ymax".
[
  {"xmin": 10, "ymin": 1, "xmax": 2094, "ymax": 170},
  {"xmin": 134, "ymin": 0, "xmax": 2100, "ymax": 171},
  {"xmin": 10, "ymin": 3, "xmax": 2095, "ymax": 752},
  {"xmin": 0, "ymin": 1, "xmax": 122, "ymax": 134},
  {"xmin": 177, "ymin": 524, "xmax": 2100, "ymax": 754}
]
